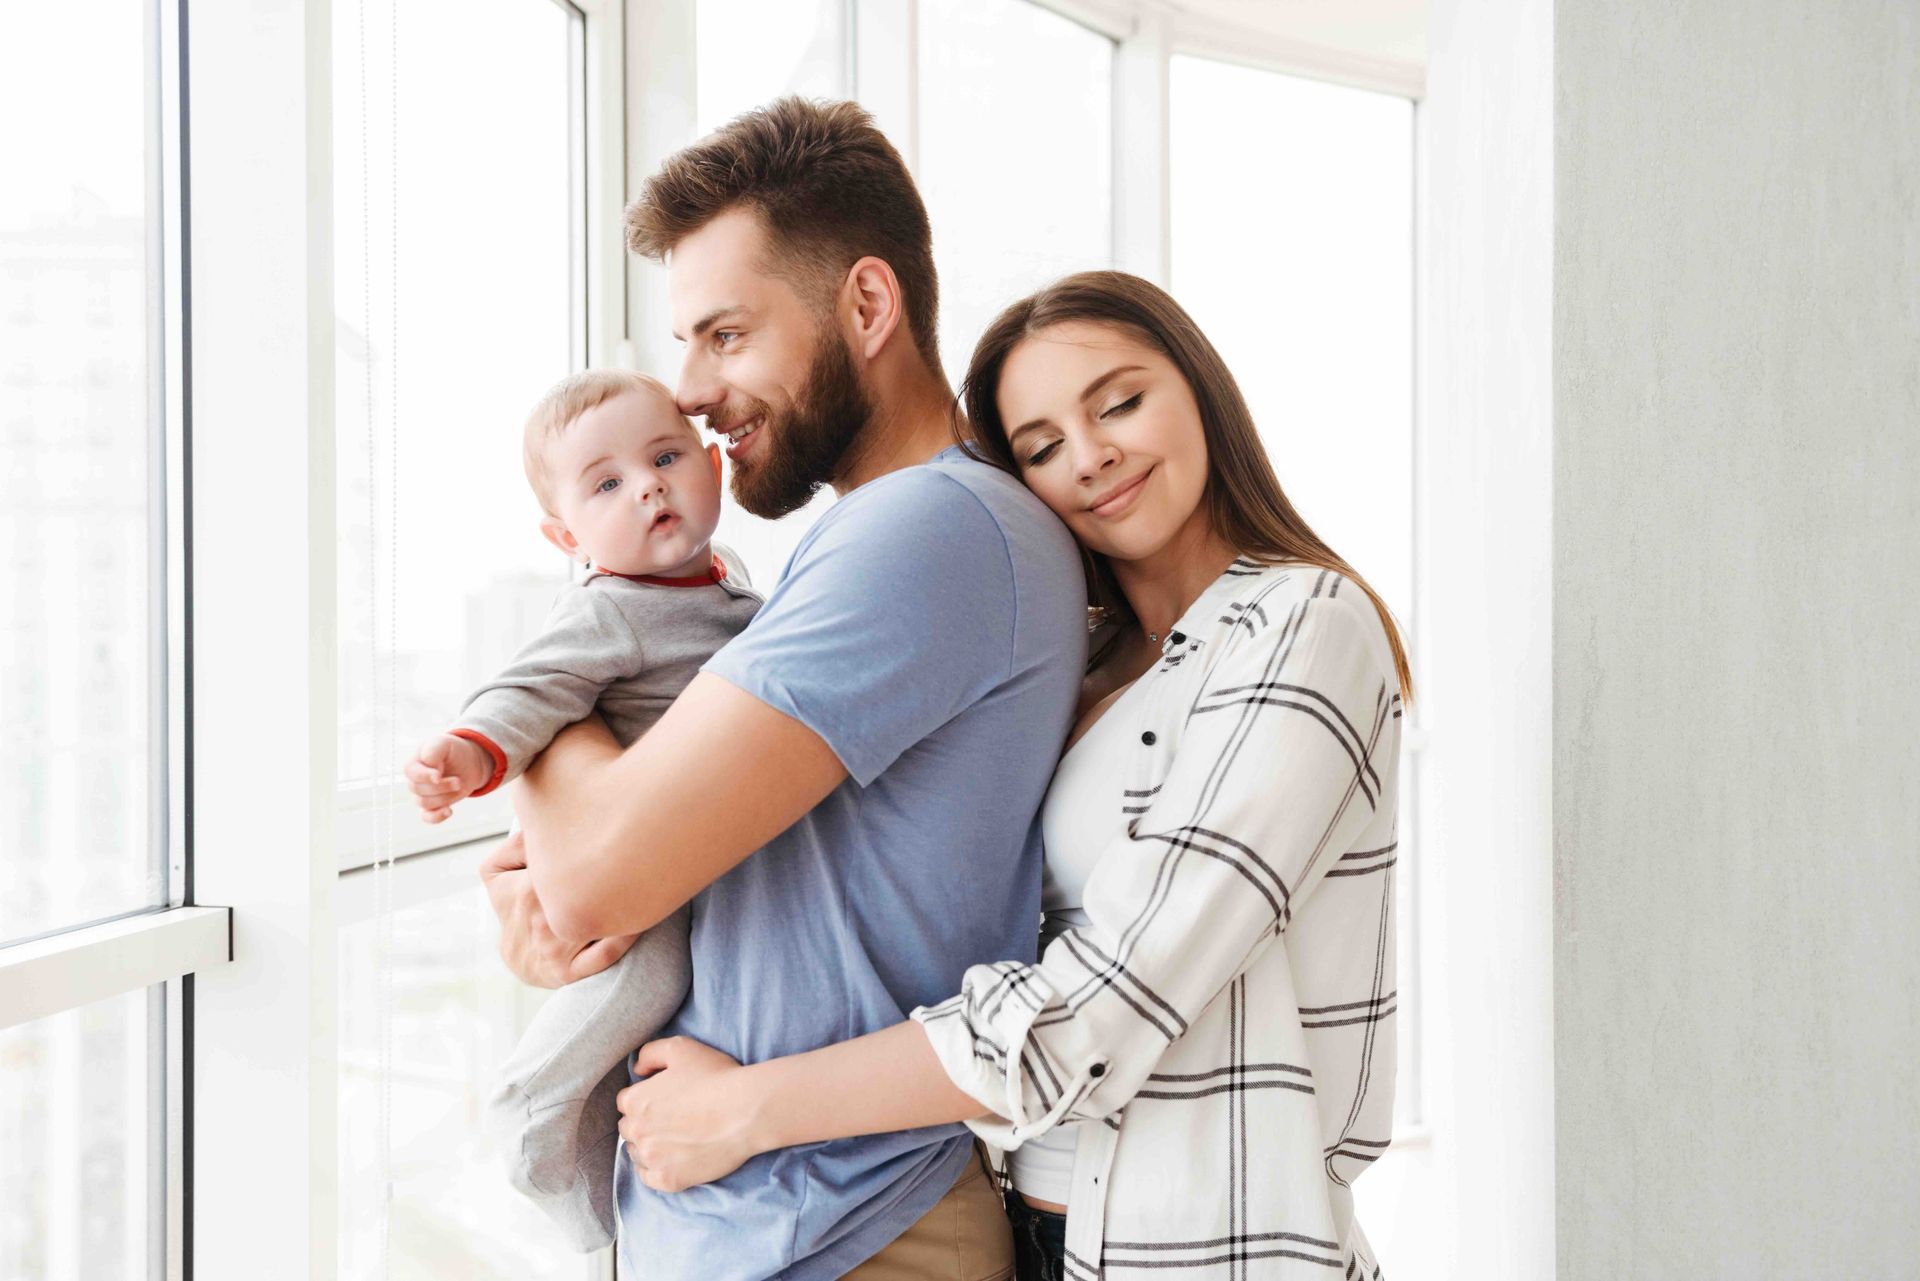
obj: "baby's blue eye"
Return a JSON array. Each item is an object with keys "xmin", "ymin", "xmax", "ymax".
[
  {"xmin": 653, "ymin": 450, "xmax": 680, "ymax": 468},
  {"xmin": 596, "ymin": 476, "xmax": 620, "ymax": 494}
]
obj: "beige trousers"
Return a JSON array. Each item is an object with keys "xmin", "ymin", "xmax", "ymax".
[{"xmin": 839, "ymin": 1143, "xmax": 1014, "ymax": 1281}]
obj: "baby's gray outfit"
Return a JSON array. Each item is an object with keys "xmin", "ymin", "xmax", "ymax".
[{"xmin": 459, "ymin": 549, "xmax": 760, "ymax": 1252}]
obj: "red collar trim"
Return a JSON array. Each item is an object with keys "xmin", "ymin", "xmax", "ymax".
[{"xmin": 599, "ymin": 553, "xmax": 728, "ymax": 588}]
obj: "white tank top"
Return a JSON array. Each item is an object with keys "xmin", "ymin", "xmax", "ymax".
[{"xmin": 1006, "ymin": 676, "xmax": 1147, "ymax": 1205}]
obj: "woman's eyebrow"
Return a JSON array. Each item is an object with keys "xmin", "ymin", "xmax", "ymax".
[
  {"xmin": 1080, "ymin": 364, "xmax": 1146, "ymax": 402},
  {"xmin": 1008, "ymin": 419, "xmax": 1048, "ymax": 447}
]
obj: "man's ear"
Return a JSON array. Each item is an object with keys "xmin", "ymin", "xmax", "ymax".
[
  {"xmin": 843, "ymin": 255, "xmax": 906, "ymax": 362},
  {"xmin": 707, "ymin": 442, "xmax": 723, "ymax": 489},
  {"xmin": 539, "ymin": 515, "xmax": 589, "ymax": 564}
]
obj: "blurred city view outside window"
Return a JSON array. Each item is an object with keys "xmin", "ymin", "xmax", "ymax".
[
  {"xmin": 331, "ymin": 0, "xmax": 590, "ymax": 1271},
  {"xmin": 917, "ymin": 0, "xmax": 1115, "ymax": 384},
  {"xmin": 0, "ymin": 0, "xmax": 162, "ymax": 947},
  {"xmin": 0, "ymin": 1, "xmax": 167, "ymax": 1272},
  {"xmin": 333, "ymin": 0, "xmax": 580, "ymax": 791}
]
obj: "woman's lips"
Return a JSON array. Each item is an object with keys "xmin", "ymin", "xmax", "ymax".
[{"xmin": 1086, "ymin": 467, "xmax": 1152, "ymax": 518}]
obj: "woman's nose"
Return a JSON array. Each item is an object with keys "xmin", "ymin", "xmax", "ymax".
[{"xmin": 1073, "ymin": 436, "xmax": 1122, "ymax": 483}]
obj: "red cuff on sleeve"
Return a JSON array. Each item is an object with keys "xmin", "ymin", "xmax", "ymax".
[{"xmin": 448, "ymin": 728, "xmax": 509, "ymax": 797}]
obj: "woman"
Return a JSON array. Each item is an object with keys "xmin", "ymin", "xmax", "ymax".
[{"xmin": 617, "ymin": 271, "xmax": 1413, "ymax": 1280}]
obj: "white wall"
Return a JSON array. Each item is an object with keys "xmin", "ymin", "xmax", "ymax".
[
  {"xmin": 1552, "ymin": 2, "xmax": 1920, "ymax": 1275},
  {"xmin": 1388, "ymin": 1, "xmax": 1558, "ymax": 1277}
]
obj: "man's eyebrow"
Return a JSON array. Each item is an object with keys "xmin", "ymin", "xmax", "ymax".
[
  {"xmin": 673, "ymin": 305, "xmax": 748, "ymax": 343},
  {"xmin": 1008, "ymin": 364, "xmax": 1149, "ymax": 443}
]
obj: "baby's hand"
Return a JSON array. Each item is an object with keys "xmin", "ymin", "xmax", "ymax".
[{"xmin": 405, "ymin": 733, "xmax": 493, "ymax": 823}]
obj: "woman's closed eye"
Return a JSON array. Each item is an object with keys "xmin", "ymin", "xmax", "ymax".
[
  {"xmin": 1101, "ymin": 392, "xmax": 1144, "ymax": 419},
  {"xmin": 1025, "ymin": 440, "xmax": 1062, "ymax": 467}
]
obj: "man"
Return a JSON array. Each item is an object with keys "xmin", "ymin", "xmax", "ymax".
[{"xmin": 480, "ymin": 98, "xmax": 1086, "ymax": 1279}]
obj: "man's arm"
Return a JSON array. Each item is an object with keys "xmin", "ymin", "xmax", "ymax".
[{"xmin": 517, "ymin": 671, "xmax": 848, "ymax": 942}]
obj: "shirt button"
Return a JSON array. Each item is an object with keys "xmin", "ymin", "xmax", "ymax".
[
  {"xmin": 1169, "ymin": 631, "xmax": 1185, "ymax": 645},
  {"xmin": 1089, "ymin": 1063, "xmax": 1106, "ymax": 1078},
  {"xmin": 1141, "ymin": 731, "xmax": 1157, "ymax": 746}
]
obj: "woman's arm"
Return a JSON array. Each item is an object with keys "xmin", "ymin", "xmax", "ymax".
[{"xmin": 617, "ymin": 1022, "xmax": 986, "ymax": 1192}]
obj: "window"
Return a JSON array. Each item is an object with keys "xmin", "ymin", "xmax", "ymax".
[
  {"xmin": 0, "ymin": 0, "xmax": 166, "ymax": 947},
  {"xmin": 1170, "ymin": 56, "xmax": 1415, "ymax": 620},
  {"xmin": 916, "ymin": 0, "xmax": 1115, "ymax": 380},
  {"xmin": 333, "ymin": 0, "xmax": 585, "ymax": 867},
  {"xmin": 0, "ymin": 989, "xmax": 159, "ymax": 1277},
  {"xmin": 338, "ymin": 884, "xmax": 577, "ymax": 1279},
  {"xmin": 329, "ymin": 0, "xmax": 607, "ymax": 1273}
]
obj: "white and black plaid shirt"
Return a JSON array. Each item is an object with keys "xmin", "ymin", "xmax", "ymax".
[{"xmin": 913, "ymin": 559, "xmax": 1403, "ymax": 1279}]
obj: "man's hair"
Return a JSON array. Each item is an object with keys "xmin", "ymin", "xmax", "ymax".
[
  {"xmin": 626, "ymin": 97, "xmax": 943, "ymax": 373},
  {"xmin": 522, "ymin": 369, "xmax": 686, "ymax": 514}
]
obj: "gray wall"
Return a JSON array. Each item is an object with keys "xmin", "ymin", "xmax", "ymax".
[{"xmin": 1553, "ymin": 2, "xmax": 1920, "ymax": 1274}]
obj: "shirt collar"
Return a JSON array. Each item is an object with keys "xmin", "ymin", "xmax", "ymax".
[{"xmin": 592, "ymin": 552, "xmax": 728, "ymax": 588}]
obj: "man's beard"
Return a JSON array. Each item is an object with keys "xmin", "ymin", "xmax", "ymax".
[{"xmin": 727, "ymin": 331, "xmax": 873, "ymax": 519}]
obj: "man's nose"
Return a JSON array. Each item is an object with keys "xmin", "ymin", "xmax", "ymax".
[{"xmin": 676, "ymin": 351, "xmax": 722, "ymax": 423}]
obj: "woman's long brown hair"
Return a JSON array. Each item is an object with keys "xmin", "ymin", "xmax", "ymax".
[{"xmin": 959, "ymin": 270, "xmax": 1413, "ymax": 701}]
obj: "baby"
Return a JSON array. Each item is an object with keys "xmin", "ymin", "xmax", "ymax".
[{"xmin": 405, "ymin": 369, "xmax": 760, "ymax": 1251}]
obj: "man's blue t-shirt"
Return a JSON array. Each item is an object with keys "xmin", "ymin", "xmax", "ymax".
[{"xmin": 613, "ymin": 446, "xmax": 1087, "ymax": 1280}]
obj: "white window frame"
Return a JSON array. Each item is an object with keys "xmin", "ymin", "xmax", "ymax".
[{"xmin": 0, "ymin": 2, "xmax": 224, "ymax": 1277}]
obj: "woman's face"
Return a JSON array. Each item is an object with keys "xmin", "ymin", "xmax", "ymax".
[{"xmin": 995, "ymin": 321, "xmax": 1211, "ymax": 564}]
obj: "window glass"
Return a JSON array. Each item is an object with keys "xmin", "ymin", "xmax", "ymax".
[
  {"xmin": 1170, "ymin": 56, "xmax": 1415, "ymax": 622},
  {"xmin": 333, "ymin": 0, "xmax": 580, "ymax": 790},
  {"xmin": 696, "ymin": 0, "xmax": 846, "ymax": 133},
  {"xmin": 0, "ymin": 987, "xmax": 156, "ymax": 1276},
  {"xmin": 918, "ymin": 0, "xmax": 1114, "ymax": 383},
  {"xmin": 0, "ymin": 0, "xmax": 164, "ymax": 944},
  {"xmin": 338, "ymin": 887, "xmax": 582, "ymax": 1278}
]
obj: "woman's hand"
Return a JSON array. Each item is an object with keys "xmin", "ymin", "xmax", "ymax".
[{"xmin": 618, "ymin": 1037, "xmax": 763, "ymax": 1192}]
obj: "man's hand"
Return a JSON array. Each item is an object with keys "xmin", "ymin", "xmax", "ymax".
[
  {"xmin": 618, "ymin": 1037, "xmax": 761, "ymax": 1193},
  {"xmin": 405, "ymin": 733, "xmax": 492, "ymax": 823},
  {"xmin": 478, "ymin": 831, "xmax": 638, "ymax": 988}
]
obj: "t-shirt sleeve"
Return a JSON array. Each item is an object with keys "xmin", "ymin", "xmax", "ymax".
[{"xmin": 702, "ymin": 469, "xmax": 1019, "ymax": 787}]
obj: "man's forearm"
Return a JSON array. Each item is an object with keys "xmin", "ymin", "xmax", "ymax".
[
  {"xmin": 519, "ymin": 716, "xmax": 629, "ymax": 936},
  {"xmin": 741, "ymin": 1021, "xmax": 990, "ymax": 1154},
  {"xmin": 510, "ymin": 673, "xmax": 850, "ymax": 942}
]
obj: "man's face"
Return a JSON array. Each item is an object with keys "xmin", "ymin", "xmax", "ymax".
[{"xmin": 669, "ymin": 207, "xmax": 872, "ymax": 519}]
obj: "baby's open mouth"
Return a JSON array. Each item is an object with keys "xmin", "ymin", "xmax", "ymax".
[{"xmin": 651, "ymin": 509, "xmax": 678, "ymax": 531}]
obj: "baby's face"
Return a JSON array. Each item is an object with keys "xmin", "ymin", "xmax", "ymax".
[{"xmin": 543, "ymin": 390, "xmax": 723, "ymax": 577}]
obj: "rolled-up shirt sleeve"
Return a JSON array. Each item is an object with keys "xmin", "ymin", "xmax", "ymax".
[{"xmin": 911, "ymin": 594, "xmax": 1399, "ymax": 1146}]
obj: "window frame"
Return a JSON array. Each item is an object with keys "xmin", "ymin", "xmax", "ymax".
[{"xmin": 0, "ymin": 1, "xmax": 216, "ymax": 1276}]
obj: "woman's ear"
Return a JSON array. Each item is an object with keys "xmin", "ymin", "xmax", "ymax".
[
  {"xmin": 539, "ymin": 515, "xmax": 589, "ymax": 564},
  {"xmin": 842, "ymin": 255, "xmax": 906, "ymax": 362},
  {"xmin": 707, "ymin": 442, "xmax": 723, "ymax": 489}
]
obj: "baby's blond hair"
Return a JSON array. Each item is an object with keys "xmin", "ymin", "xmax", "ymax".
[{"xmin": 522, "ymin": 369, "xmax": 691, "ymax": 514}]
